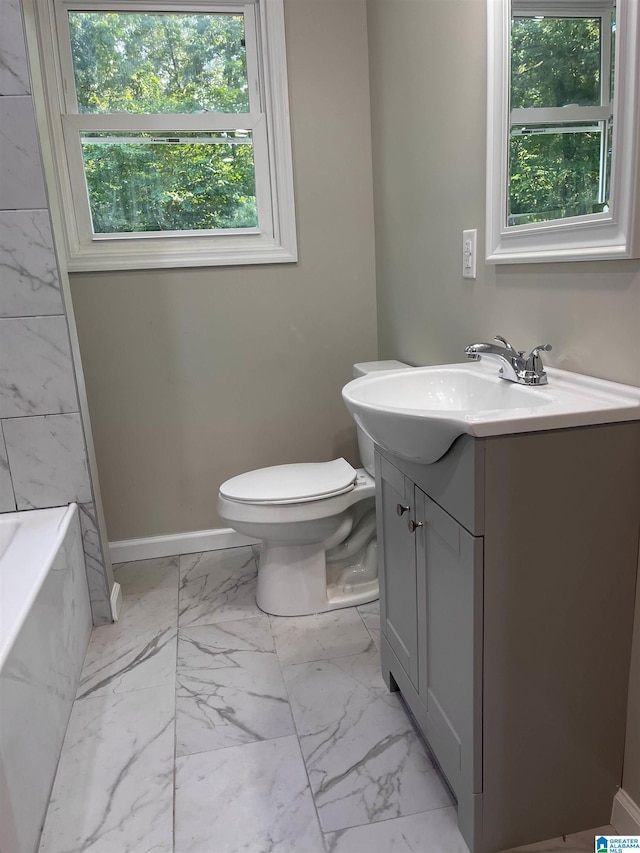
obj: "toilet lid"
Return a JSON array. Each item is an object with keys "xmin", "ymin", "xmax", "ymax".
[{"xmin": 219, "ymin": 458, "xmax": 357, "ymax": 505}]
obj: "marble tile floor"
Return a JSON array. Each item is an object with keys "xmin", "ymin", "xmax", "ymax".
[{"xmin": 39, "ymin": 545, "xmax": 617, "ymax": 853}]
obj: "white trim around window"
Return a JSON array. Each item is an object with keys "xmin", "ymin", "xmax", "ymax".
[
  {"xmin": 486, "ymin": 0, "xmax": 640, "ymax": 264},
  {"xmin": 23, "ymin": 0, "xmax": 297, "ymax": 271}
]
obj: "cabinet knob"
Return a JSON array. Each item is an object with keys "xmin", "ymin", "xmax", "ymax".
[
  {"xmin": 408, "ymin": 519, "xmax": 423, "ymax": 533},
  {"xmin": 396, "ymin": 503, "xmax": 410, "ymax": 516}
]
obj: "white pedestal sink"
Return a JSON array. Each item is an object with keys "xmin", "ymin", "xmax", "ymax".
[{"xmin": 342, "ymin": 360, "xmax": 640, "ymax": 464}]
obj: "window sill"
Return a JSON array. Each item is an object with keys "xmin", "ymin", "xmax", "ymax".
[{"xmin": 65, "ymin": 233, "xmax": 298, "ymax": 272}]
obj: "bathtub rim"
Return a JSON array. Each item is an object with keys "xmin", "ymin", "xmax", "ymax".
[{"xmin": 0, "ymin": 504, "xmax": 78, "ymax": 671}]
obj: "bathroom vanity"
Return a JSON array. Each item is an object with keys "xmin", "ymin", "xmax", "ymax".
[{"xmin": 375, "ymin": 424, "xmax": 640, "ymax": 853}]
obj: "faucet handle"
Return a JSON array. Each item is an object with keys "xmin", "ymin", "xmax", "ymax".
[
  {"xmin": 525, "ymin": 344, "xmax": 552, "ymax": 374},
  {"xmin": 494, "ymin": 335, "xmax": 517, "ymax": 353},
  {"xmin": 526, "ymin": 343, "xmax": 552, "ymax": 360}
]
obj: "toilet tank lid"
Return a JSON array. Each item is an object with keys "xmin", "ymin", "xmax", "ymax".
[
  {"xmin": 219, "ymin": 458, "xmax": 357, "ymax": 505},
  {"xmin": 353, "ymin": 360, "xmax": 411, "ymax": 378}
]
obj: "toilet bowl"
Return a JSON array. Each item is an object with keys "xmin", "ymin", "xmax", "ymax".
[{"xmin": 217, "ymin": 360, "xmax": 411, "ymax": 617}]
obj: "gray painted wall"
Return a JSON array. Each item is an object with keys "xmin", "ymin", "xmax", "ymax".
[
  {"xmin": 366, "ymin": 0, "xmax": 640, "ymax": 810},
  {"xmin": 69, "ymin": 0, "xmax": 378, "ymax": 541},
  {"xmin": 0, "ymin": 0, "xmax": 112, "ymax": 624}
]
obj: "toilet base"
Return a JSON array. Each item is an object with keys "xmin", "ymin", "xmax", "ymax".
[
  {"xmin": 255, "ymin": 539, "xmax": 378, "ymax": 617},
  {"xmin": 326, "ymin": 579, "xmax": 378, "ymax": 610}
]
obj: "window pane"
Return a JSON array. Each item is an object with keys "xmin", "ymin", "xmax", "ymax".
[
  {"xmin": 81, "ymin": 131, "xmax": 257, "ymax": 233},
  {"xmin": 511, "ymin": 17, "xmax": 601, "ymax": 108},
  {"xmin": 508, "ymin": 124, "xmax": 609, "ymax": 225},
  {"xmin": 68, "ymin": 12, "xmax": 249, "ymax": 114}
]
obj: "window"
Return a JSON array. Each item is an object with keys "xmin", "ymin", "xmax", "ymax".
[
  {"xmin": 29, "ymin": 1, "xmax": 297, "ymax": 270},
  {"xmin": 486, "ymin": 0, "xmax": 640, "ymax": 263},
  {"xmin": 508, "ymin": 2, "xmax": 615, "ymax": 226}
]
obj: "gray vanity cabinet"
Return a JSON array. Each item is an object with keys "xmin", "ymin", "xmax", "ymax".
[
  {"xmin": 377, "ymin": 448, "xmax": 483, "ymax": 844},
  {"xmin": 375, "ymin": 422, "xmax": 640, "ymax": 853}
]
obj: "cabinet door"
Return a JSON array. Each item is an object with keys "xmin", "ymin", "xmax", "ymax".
[
  {"xmin": 415, "ymin": 488, "xmax": 483, "ymax": 797},
  {"xmin": 377, "ymin": 455, "xmax": 419, "ymax": 691}
]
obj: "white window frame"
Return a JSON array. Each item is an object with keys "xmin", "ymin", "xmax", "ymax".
[
  {"xmin": 24, "ymin": 0, "xmax": 297, "ymax": 271},
  {"xmin": 486, "ymin": 0, "xmax": 640, "ymax": 263}
]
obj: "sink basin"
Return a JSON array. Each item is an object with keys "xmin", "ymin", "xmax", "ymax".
[{"xmin": 342, "ymin": 361, "xmax": 640, "ymax": 464}]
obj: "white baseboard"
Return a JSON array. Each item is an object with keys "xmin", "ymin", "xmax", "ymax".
[
  {"xmin": 611, "ymin": 788, "xmax": 640, "ymax": 835},
  {"xmin": 109, "ymin": 528, "xmax": 258, "ymax": 564},
  {"xmin": 109, "ymin": 581, "xmax": 122, "ymax": 621}
]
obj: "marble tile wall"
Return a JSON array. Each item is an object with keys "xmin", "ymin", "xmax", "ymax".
[{"xmin": 0, "ymin": 0, "xmax": 112, "ymax": 624}]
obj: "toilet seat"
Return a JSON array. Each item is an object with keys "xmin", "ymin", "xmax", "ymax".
[
  {"xmin": 219, "ymin": 458, "xmax": 357, "ymax": 505},
  {"xmin": 218, "ymin": 470, "xmax": 375, "ymax": 529}
]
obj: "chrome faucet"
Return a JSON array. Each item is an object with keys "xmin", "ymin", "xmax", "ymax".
[{"xmin": 464, "ymin": 335, "xmax": 552, "ymax": 385}]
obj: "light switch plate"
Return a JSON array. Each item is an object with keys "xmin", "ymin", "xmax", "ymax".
[{"xmin": 462, "ymin": 228, "xmax": 477, "ymax": 279}]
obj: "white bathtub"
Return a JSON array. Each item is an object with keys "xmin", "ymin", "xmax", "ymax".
[{"xmin": 0, "ymin": 505, "xmax": 92, "ymax": 853}]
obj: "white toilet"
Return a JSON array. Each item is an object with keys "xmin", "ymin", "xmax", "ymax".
[{"xmin": 217, "ymin": 360, "xmax": 410, "ymax": 617}]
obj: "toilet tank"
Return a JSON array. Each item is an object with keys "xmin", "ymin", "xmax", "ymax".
[{"xmin": 352, "ymin": 360, "xmax": 411, "ymax": 477}]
